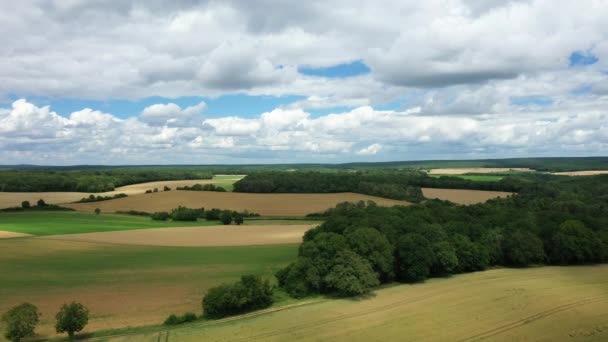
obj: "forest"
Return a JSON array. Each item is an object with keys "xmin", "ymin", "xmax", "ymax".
[
  {"xmin": 0, "ymin": 168, "xmax": 212, "ymax": 192},
  {"xmin": 233, "ymin": 170, "xmax": 528, "ymax": 201},
  {"xmin": 276, "ymin": 174, "xmax": 608, "ymax": 297}
]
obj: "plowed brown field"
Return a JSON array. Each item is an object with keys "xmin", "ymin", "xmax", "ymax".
[{"xmin": 64, "ymin": 191, "xmax": 411, "ymax": 216}]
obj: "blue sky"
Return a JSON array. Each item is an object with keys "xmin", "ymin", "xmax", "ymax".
[{"xmin": 0, "ymin": 1, "xmax": 607, "ymax": 165}]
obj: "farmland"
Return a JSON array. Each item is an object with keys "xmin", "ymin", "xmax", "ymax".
[
  {"xmin": 64, "ymin": 191, "xmax": 413, "ymax": 216},
  {"xmin": 0, "ymin": 175, "xmax": 243, "ymax": 209},
  {"xmin": 428, "ymin": 167, "xmax": 534, "ymax": 174},
  {"xmin": 40, "ymin": 224, "xmax": 315, "ymax": 247},
  {"xmin": 0, "ymin": 212, "xmax": 219, "ymax": 236},
  {"xmin": 428, "ymin": 174, "xmax": 504, "ymax": 182},
  {"xmin": 104, "ymin": 265, "xmax": 608, "ymax": 342},
  {"xmin": 421, "ymin": 188, "xmax": 513, "ymax": 204},
  {"xmin": 0, "ymin": 238, "xmax": 299, "ymax": 340}
]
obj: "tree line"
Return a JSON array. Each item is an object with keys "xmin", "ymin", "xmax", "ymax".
[
  {"xmin": 2, "ymin": 302, "xmax": 88, "ymax": 342},
  {"xmin": 232, "ymin": 170, "xmax": 528, "ymax": 202},
  {"xmin": 0, "ymin": 169, "xmax": 212, "ymax": 192},
  {"xmin": 274, "ymin": 174, "xmax": 608, "ymax": 297}
]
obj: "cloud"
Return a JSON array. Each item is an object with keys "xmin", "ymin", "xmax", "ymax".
[
  {"xmin": 140, "ymin": 101, "xmax": 206, "ymax": 126},
  {"xmin": 356, "ymin": 143, "xmax": 382, "ymax": 155},
  {"xmin": 1, "ymin": 99, "xmax": 607, "ymax": 164}
]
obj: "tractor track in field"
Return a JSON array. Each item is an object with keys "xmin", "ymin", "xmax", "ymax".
[
  {"xmin": 232, "ymin": 276, "xmax": 514, "ymax": 341},
  {"xmin": 456, "ymin": 296, "xmax": 608, "ymax": 341}
]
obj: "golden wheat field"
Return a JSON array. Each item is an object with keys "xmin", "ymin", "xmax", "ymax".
[
  {"xmin": 40, "ymin": 224, "xmax": 315, "ymax": 247},
  {"xmin": 105, "ymin": 265, "xmax": 608, "ymax": 342}
]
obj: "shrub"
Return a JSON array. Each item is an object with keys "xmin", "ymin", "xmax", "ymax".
[
  {"xmin": 151, "ymin": 211, "xmax": 170, "ymax": 221},
  {"xmin": 94, "ymin": 208, "xmax": 101, "ymax": 215},
  {"xmin": 116, "ymin": 210, "xmax": 151, "ymax": 217},
  {"xmin": 21, "ymin": 201, "xmax": 30, "ymax": 209},
  {"xmin": 163, "ymin": 312, "xmax": 197, "ymax": 325},
  {"xmin": 36, "ymin": 199, "xmax": 46, "ymax": 207},
  {"xmin": 202, "ymin": 275, "xmax": 273, "ymax": 319},
  {"xmin": 153, "ymin": 188, "xmax": 159, "ymax": 192},
  {"xmin": 205, "ymin": 208, "xmax": 222, "ymax": 220},
  {"xmin": 55, "ymin": 302, "xmax": 89, "ymax": 338},
  {"xmin": 2, "ymin": 303, "xmax": 40, "ymax": 342},
  {"xmin": 220, "ymin": 211, "xmax": 233, "ymax": 225},
  {"xmin": 171, "ymin": 206, "xmax": 200, "ymax": 221},
  {"xmin": 145, "ymin": 190, "xmax": 153, "ymax": 194},
  {"xmin": 234, "ymin": 213, "xmax": 244, "ymax": 225},
  {"xmin": 163, "ymin": 186, "xmax": 171, "ymax": 191}
]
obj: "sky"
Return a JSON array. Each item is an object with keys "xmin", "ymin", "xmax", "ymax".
[{"xmin": 0, "ymin": 0, "xmax": 607, "ymax": 165}]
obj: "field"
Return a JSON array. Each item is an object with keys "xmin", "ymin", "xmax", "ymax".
[
  {"xmin": 0, "ymin": 238, "xmax": 299, "ymax": 340},
  {"xmin": 0, "ymin": 212, "xmax": 220, "ymax": 236},
  {"xmin": 421, "ymin": 188, "xmax": 513, "ymax": 205},
  {"xmin": 105, "ymin": 265, "xmax": 608, "ymax": 342},
  {"xmin": 40, "ymin": 224, "xmax": 316, "ymax": 247},
  {"xmin": 428, "ymin": 168, "xmax": 534, "ymax": 174},
  {"xmin": 0, "ymin": 176, "xmax": 244, "ymax": 209},
  {"xmin": 428, "ymin": 174, "xmax": 504, "ymax": 182},
  {"xmin": 63, "ymin": 191, "xmax": 412, "ymax": 216},
  {"xmin": 551, "ymin": 170, "xmax": 608, "ymax": 176}
]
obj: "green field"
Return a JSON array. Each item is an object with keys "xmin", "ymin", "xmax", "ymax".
[
  {"xmin": 429, "ymin": 174, "xmax": 504, "ymax": 182},
  {"xmin": 101, "ymin": 265, "xmax": 608, "ymax": 342},
  {"xmin": 0, "ymin": 212, "xmax": 220, "ymax": 236},
  {"xmin": 0, "ymin": 238, "xmax": 299, "ymax": 341},
  {"xmin": 212, "ymin": 175, "xmax": 245, "ymax": 191}
]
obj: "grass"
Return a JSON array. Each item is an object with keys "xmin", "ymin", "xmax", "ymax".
[
  {"xmin": 429, "ymin": 174, "xmax": 504, "ymax": 182},
  {"xmin": 102, "ymin": 265, "xmax": 608, "ymax": 342},
  {"xmin": 212, "ymin": 175, "xmax": 245, "ymax": 180},
  {"xmin": 0, "ymin": 238, "xmax": 299, "ymax": 341},
  {"xmin": 0, "ymin": 212, "xmax": 220, "ymax": 236}
]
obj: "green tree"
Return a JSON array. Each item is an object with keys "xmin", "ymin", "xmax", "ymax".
[
  {"xmin": 220, "ymin": 211, "xmax": 233, "ymax": 225},
  {"xmin": 276, "ymin": 257, "xmax": 321, "ymax": 298},
  {"xmin": 549, "ymin": 220, "xmax": 596, "ymax": 264},
  {"xmin": 2, "ymin": 303, "xmax": 40, "ymax": 342},
  {"xmin": 452, "ymin": 234, "xmax": 489, "ymax": 272},
  {"xmin": 202, "ymin": 275, "xmax": 273, "ymax": 319},
  {"xmin": 345, "ymin": 227, "xmax": 394, "ymax": 281},
  {"xmin": 234, "ymin": 213, "xmax": 244, "ymax": 225},
  {"xmin": 21, "ymin": 201, "xmax": 30, "ymax": 209},
  {"xmin": 431, "ymin": 240, "xmax": 459, "ymax": 275},
  {"xmin": 324, "ymin": 250, "xmax": 379, "ymax": 296},
  {"xmin": 55, "ymin": 302, "xmax": 89, "ymax": 338},
  {"xmin": 36, "ymin": 199, "xmax": 46, "ymax": 207},
  {"xmin": 94, "ymin": 208, "xmax": 101, "ymax": 215},
  {"xmin": 395, "ymin": 233, "xmax": 434, "ymax": 282},
  {"xmin": 502, "ymin": 230, "xmax": 545, "ymax": 266}
]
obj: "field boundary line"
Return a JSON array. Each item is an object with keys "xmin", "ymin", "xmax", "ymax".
[{"xmin": 75, "ymin": 300, "xmax": 322, "ymax": 341}]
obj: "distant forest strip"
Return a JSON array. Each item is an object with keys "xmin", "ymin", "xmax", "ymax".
[
  {"xmin": 0, "ymin": 168, "xmax": 212, "ymax": 192},
  {"xmin": 232, "ymin": 171, "xmax": 532, "ymax": 202},
  {"xmin": 0, "ymin": 157, "xmax": 607, "ymax": 174}
]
